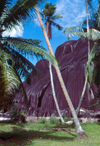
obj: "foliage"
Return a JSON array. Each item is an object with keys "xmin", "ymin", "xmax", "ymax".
[
  {"xmin": 10, "ymin": 103, "xmax": 25, "ymax": 123},
  {"xmin": 0, "ymin": 0, "xmax": 59, "ymax": 111},
  {"xmin": 62, "ymin": 115, "xmax": 71, "ymax": 122},
  {"xmin": 48, "ymin": 117, "xmax": 61, "ymax": 124},
  {"xmin": 86, "ymin": 41, "xmax": 100, "ymax": 86},
  {"xmin": 64, "ymin": 0, "xmax": 100, "ymax": 108},
  {"xmin": 0, "ymin": 0, "xmax": 44, "ymax": 29},
  {"xmin": 64, "ymin": 26, "xmax": 84, "ymax": 40},
  {"xmin": 64, "ymin": 0, "xmax": 100, "ymax": 89},
  {"xmin": 38, "ymin": 117, "xmax": 47, "ymax": 124},
  {"xmin": 11, "ymin": 104, "xmax": 25, "ymax": 123},
  {"xmin": 40, "ymin": 2, "xmax": 63, "ymax": 39}
]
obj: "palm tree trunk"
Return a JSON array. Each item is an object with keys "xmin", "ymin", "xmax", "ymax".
[
  {"xmin": 47, "ymin": 19, "xmax": 64, "ymax": 123},
  {"xmin": 49, "ymin": 63, "xmax": 65, "ymax": 124},
  {"xmin": 76, "ymin": 73, "xmax": 88, "ymax": 115},
  {"xmin": 35, "ymin": 7, "xmax": 87, "ymax": 138},
  {"xmin": 42, "ymin": 10, "xmax": 64, "ymax": 123},
  {"xmin": 76, "ymin": 0, "xmax": 94, "ymax": 116},
  {"xmin": 46, "ymin": 21, "xmax": 52, "ymax": 39},
  {"xmin": 85, "ymin": 0, "xmax": 90, "ymax": 57}
]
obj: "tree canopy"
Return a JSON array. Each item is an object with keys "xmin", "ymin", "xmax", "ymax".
[{"xmin": 0, "ymin": 0, "xmax": 59, "ymax": 111}]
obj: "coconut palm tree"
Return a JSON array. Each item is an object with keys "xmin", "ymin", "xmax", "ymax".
[
  {"xmin": 0, "ymin": 0, "xmax": 59, "ymax": 112},
  {"xmin": 40, "ymin": 2, "xmax": 64, "ymax": 124},
  {"xmin": 64, "ymin": 0, "xmax": 100, "ymax": 115},
  {"xmin": 40, "ymin": 2, "xmax": 63, "ymax": 39},
  {"xmin": 76, "ymin": 0, "xmax": 91, "ymax": 116},
  {"xmin": 35, "ymin": 7, "xmax": 87, "ymax": 138}
]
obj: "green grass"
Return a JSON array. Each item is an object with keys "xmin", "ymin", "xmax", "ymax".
[{"xmin": 0, "ymin": 122, "xmax": 99, "ymax": 146}]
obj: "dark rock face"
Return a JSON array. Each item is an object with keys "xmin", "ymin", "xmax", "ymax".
[{"xmin": 15, "ymin": 38, "xmax": 100, "ymax": 117}]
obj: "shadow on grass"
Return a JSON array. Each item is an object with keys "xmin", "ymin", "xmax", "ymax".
[{"xmin": 0, "ymin": 126, "xmax": 76, "ymax": 145}]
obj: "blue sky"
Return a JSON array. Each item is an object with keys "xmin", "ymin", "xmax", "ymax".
[{"xmin": 3, "ymin": 0, "xmax": 87, "ymax": 65}]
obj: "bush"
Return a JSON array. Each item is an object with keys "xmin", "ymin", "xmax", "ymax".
[
  {"xmin": 11, "ymin": 103, "xmax": 25, "ymax": 123},
  {"xmin": 39, "ymin": 118, "xmax": 47, "ymax": 124},
  {"xmin": 48, "ymin": 117, "xmax": 60, "ymax": 124},
  {"xmin": 62, "ymin": 115, "xmax": 71, "ymax": 122}
]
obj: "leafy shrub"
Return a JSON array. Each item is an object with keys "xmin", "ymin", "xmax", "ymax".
[
  {"xmin": 62, "ymin": 115, "xmax": 71, "ymax": 122},
  {"xmin": 39, "ymin": 118, "xmax": 47, "ymax": 124},
  {"xmin": 48, "ymin": 117, "xmax": 60, "ymax": 124},
  {"xmin": 11, "ymin": 103, "xmax": 25, "ymax": 123}
]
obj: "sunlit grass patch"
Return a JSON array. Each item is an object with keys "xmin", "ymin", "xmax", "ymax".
[{"xmin": 0, "ymin": 122, "xmax": 99, "ymax": 145}]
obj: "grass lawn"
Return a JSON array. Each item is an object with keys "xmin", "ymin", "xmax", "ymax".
[{"xmin": 0, "ymin": 121, "xmax": 99, "ymax": 146}]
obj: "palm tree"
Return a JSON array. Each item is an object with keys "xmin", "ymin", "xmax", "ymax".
[
  {"xmin": 35, "ymin": 7, "xmax": 87, "ymax": 138},
  {"xmin": 40, "ymin": 2, "xmax": 63, "ymax": 39},
  {"xmin": 0, "ymin": 0, "xmax": 59, "ymax": 112},
  {"xmin": 77, "ymin": 0, "xmax": 91, "ymax": 116},
  {"xmin": 64, "ymin": 0, "xmax": 100, "ymax": 115},
  {"xmin": 40, "ymin": 2, "xmax": 64, "ymax": 124}
]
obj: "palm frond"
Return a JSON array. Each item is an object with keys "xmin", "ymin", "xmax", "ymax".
[
  {"xmin": 64, "ymin": 26, "xmax": 86, "ymax": 40},
  {"xmin": 86, "ymin": 42, "xmax": 100, "ymax": 86},
  {"xmin": 0, "ymin": 44, "xmax": 40, "ymax": 82},
  {"xmin": 50, "ymin": 20, "xmax": 63, "ymax": 30},
  {"xmin": 14, "ymin": 68, "xmax": 29, "ymax": 108},
  {"xmin": 64, "ymin": 26, "xmax": 100, "ymax": 41},
  {"xmin": 88, "ymin": 29, "xmax": 100, "ymax": 40},
  {"xmin": 51, "ymin": 14, "xmax": 63, "ymax": 20},
  {"xmin": 0, "ymin": 48, "xmax": 21, "ymax": 111},
  {"xmin": 43, "ymin": 2, "xmax": 56, "ymax": 17},
  {"xmin": 2, "ymin": 0, "xmax": 44, "ymax": 29},
  {"xmin": 0, "ymin": 47, "xmax": 30, "ymax": 110},
  {"xmin": 1, "ymin": 37, "xmax": 59, "ymax": 67},
  {"xmin": 64, "ymin": 26, "xmax": 84, "ymax": 34},
  {"xmin": 0, "ymin": 0, "xmax": 12, "ymax": 16}
]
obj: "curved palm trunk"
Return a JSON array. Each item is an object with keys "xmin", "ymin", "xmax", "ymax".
[
  {"xmin": 76, "ymin": 74, "xmax": 88, "ymax": 115},
  {"xmin": 45, "ymin": 13, "xmax": 64, "ymax": 123},
  {"xmin": 49, "ymin": 63, "xmax": 65, "ymax": 124},
  {"xmin": 47, "ymin": 19, "xmax": 64, "ymax": 123},
  {"xmin": 35, "ymin": 7, "xmax": 87, "ymax": 138},
  {"xmin": 76, "ymin": 0, "xmax": 94, "ymax": 116}
]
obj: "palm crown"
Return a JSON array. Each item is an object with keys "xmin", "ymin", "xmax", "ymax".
[
  {"xmin": 40, "ymin": 2, "xmax": 63, "ymax": 39},
  {"xmin": 0, "ymin": 0, "xmax": 59, "ymax": 111}
]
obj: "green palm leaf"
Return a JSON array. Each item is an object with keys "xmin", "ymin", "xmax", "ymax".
[
  {"xmin": 40, "ymin": 2, "xmax": 63, "ymax": 39},
  {"xmin": 50, "ymin": 20, "xmax": 63, "ymax": 30},
  {"xmin": 0, "ymin": 48, "xmax": 21, "ymax": 111},
  {"xmin": 1, "ymin": 42, "xmax": 41, "ymax": 81},
  {"xmin": 86, "ymin": 42, "xmax": 100, "ymax": 86},
  {"xmin": 2, "ymin": 0, "xmax": 44, "ymax": 29},
  {"xmin": 51, "ymin": 14, "xmax": 63, "ymax": 20},
  {"xmin": 64, "ymin": 26, "xmax": 86, "ymax": 40},
  {"xmin": 1, "ymin": 37, "xmax": 59, "ymax": 67},
  {"xmin": 88, "ymin": 29, "xmax": 100, "ymax": 40}
]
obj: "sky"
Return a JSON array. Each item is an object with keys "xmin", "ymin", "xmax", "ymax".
[{"xmin": 3, "ymin": 0, "xmax": 87, "ymax": 65}]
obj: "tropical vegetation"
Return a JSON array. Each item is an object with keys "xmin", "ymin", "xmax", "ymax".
[
  {"xmin": 0, "ymin": 0, "xmax": 100, "ymax": 140},
  {"xmin": 0, "ymin": 0, "xmax": 59, "ymax": 112},
  {"xmin": 64, "ymin": 0, "xmax": 100, "ymax": 111},
  {"xmin": 40, "ymin": 2, "xmax": 63, "ymax": 39}
]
